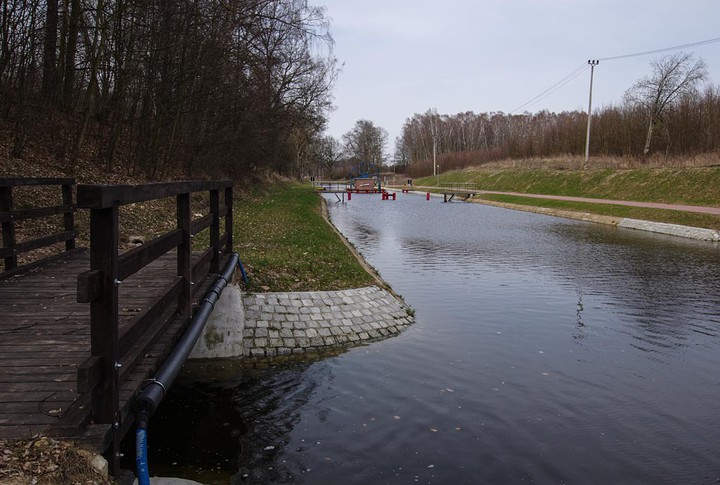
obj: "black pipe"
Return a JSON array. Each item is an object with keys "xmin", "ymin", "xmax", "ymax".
[{"xmin": 136, "ymin": 252, "xmax": 240, "ymax": 417}]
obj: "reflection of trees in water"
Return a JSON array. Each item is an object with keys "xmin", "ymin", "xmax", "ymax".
[
  {"xmin": 550, "ymin": 224, "xmax": 720, "ymax": 350},
  {"xmin": 230, "ymin": 362, "xmax": 330, "ymax": 484},
  {"xmin": 358, "ymin": 206, "xmax": 720, "ymax": 350},
  {"xmin": 144, "ymin": 357, "xmax": 335, "ymax": 484}
]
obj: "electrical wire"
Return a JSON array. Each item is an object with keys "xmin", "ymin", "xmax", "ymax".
[
  {"xmin": 509, "ymin": 35, "xmax": 720, "ymax": 114},
  {"xmin": 598, "ymin": 35, "xmax": 720, "ymax": 61},
  {"xmin": 511, "ymin": 64, "xmax": 589, "ymax": 114}
]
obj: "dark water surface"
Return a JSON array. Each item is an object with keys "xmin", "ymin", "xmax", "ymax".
[{"xmin": 143, "ymin": 193, "xmax": 720, "ymax": 484}]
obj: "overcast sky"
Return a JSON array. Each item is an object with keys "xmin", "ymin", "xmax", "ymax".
[{"xmin": 316, "ymin": 0, "xmax": 720, "ymax": 150}]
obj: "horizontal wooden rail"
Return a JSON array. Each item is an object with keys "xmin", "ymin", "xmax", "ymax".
[
  {"xmin": 1, "ymin": 204, "xmax": 76, "ymax": 222},
  {"xmin": 118, "ymin": 277, "xmax": 184, "ymax": 356},
  {"xmin": 0, "ymin": 177, "xmax": 74, "ymax": 187},
  {"xmin": 117, "ymin": 229, "xmax": 183, "ymax": 281},
  {"xmin": 0, "ymin": 178, "xmax": 76, "ymax": 277},
  {"xmin": 77, "ymin": 180, "xmax": 232, "ymax": 209},
  {"xmin": 0, "ymin": 230, "xmax": 76, "ymax": 258},
  {"xmin": 191, "ymin": 213, "xmax": 213, "ymax": 235},
  {"xmin": 76, "ymin": 179, "xmax": 234, "ymax": 468}
]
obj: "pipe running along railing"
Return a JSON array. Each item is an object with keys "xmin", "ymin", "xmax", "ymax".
[
  {"xmin": 74, "ymin": 180, "xmax": 234, "ymax": 472},
  {"xmin": 135, "ymin": 252, "xmax": 243, "ymax": 485}
]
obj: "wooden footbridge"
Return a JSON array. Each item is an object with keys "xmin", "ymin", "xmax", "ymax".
[
  {"xmin": 439, "ymin": 183, "xmax": 477, "ymax": 202},
  {"xmin": 0, "ymin": 178, "xmax": 235, "ymax": 473}
]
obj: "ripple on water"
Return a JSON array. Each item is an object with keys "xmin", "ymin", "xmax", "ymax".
[{"xmin": 142, "ymin": 194, "xmax": 720, "ymax": 484}]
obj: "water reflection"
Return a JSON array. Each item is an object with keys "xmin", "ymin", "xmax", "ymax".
[
  {"xmin": 131, "ymin": 356, "xmax": 340, "ymax": 485},
  {"xmin": 329, "ymin": 195, "xmax": 720, "ymax": 358},
  {"xmin": 145, "ymin": 194, "xmax": 720, "ymax": 484}
]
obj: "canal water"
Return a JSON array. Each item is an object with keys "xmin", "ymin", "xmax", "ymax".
[{"xmin": 144, "ymin": 193, "xmax": 720, "ymax": 484}]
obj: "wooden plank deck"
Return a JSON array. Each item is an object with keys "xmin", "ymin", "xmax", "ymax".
[{"xmin": 0, "ymin": 250, "xmax": 222, "ymax": 450}]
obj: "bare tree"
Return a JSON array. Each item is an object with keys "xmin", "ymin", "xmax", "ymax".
[
  {"xmin": 314, "ymin": 135, "xmax": 343, "ymax": 177},
  {"xmin": 342, "ymin": 119, "xmax": 388, "ymax": 174},
  {"xmin": 624, "ymin": 52, "xmax": 707, "ymax": 156},
  {"xmin": 392, "ymin": 136, "xmax": 409, "ymax": 167}
]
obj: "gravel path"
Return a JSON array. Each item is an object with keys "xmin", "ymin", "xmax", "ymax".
[{"xmin": 475, "ymin": 190, "xmax": 720, "ymax": 215}]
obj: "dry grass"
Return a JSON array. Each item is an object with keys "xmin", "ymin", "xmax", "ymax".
[
  {"xmin": 467, "ymin": 153, "xmax": 720, "ymax": 170},
  {"xmin": 407, "ymin": 152, "xmax": 720, "ymax": 177}
]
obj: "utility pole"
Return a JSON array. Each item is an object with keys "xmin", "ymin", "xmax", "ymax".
[
  {"xmin": 584, "ymin": 60, "xmax": 599, "ymax": 170},
  {"xmin": 432, "ymin": 138, "xmax": 436, "ymax": 177},
  {"xmin": 433, "ymin": 139, "xmax": 439, "ymax": 186}
]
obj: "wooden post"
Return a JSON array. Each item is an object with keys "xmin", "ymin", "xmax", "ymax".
[
  {"xmin": 62, "ymin": 182, "xmax": 76, "ymax": 251},
  {"xmin": 210, "ymin": 189, "xmax": 220, "ymax": 274},
  {"xmin": 224, "ymin": 185, "xmax": 233, "ymax": 254},
  {"xmin": 0, "ymin": 186, "xmax": 17, "ymax": 271},
  {"xmin": 88, "ymin": 204, "xmax": 119, "ymax": 473},
  {"xmin": 177, "ymin": 192, "xmax": 191, "ymax": 315}
]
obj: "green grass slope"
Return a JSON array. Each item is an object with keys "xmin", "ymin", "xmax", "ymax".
[
  {"xmin": 416, "ymin": 167, "xmax": 720, "ymax": 206},
  {"xmin": 233, "ymin": 183, "xmax": 375, "ymax": 292}
]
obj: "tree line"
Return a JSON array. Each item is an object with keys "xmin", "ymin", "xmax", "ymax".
[
  {"xmin": 396, "ymin": 53, "xmax": 719, "ymax": 175},
  {"xmin": 1, "ymin": 0, "xmax": 337, "ymax": 179}
]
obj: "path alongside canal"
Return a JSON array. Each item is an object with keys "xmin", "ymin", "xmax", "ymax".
[
  {"xmin": 405, "ymin": 187, "xmax": 720, "ymax": 241},
  {"xmin": 414, "ymin": 187, "xmax": 720, "ymax": 215}
]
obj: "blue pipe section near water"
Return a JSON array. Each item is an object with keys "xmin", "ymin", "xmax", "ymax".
[
  {"xmin": 134, "ymin": 253, "xmax": 243, "ymax": 483},
  {"xmin": 136, "ymin": 425, "xmax": 150, "ymax": 485}
]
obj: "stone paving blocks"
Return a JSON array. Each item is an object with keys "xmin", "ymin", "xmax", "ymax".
[{"xmin": 242, "ymin": 285, "xmax": 414, "ymax": 358}]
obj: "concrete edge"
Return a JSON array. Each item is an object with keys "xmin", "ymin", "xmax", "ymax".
[
  {"xmin": 455, "ymin": 196, "xmax": 718, "ymax": 243},
  {"xmin": 618, "ymin": 218, "xmax": 720, "ymax": 241}
]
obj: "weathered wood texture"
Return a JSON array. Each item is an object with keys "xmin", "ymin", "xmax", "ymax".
[
  {"xmin": 0, "ymin": 178, "xmax": 77, "ymax": 278},
  {"xmin": 0, "ymin": 179, "xmax": 235, "ymax": 463},
  {"xmin": 0, "ymin": 251, "xmax": 227, "ymax": 445}
]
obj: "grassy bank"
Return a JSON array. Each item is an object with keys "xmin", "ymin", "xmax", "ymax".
[
  {"xmin": 233, "ymin": 182, "xmax": 375, "ymax": 292},
  {"xmin": 478, "ymin": 194, "xmax": 720, "ymax": 231},
  {"xmin": 416, "ymin": 167, "xmax": 720, "ymax": 206},
  {"xmin": 414, "ymin": 167, "xmax": 720, "ymax": 230}
]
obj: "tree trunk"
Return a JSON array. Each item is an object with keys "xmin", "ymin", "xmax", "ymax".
[
  {"xmin": 62, "ymin": 0, "xmax": 80, "ymax": 112},
  {"xmin": 42, "ymin": 1, "xmax": 59, "ymax": 102},
  {"xmin": 72, "ymin": 0, "xmax": 106, "ymax": 163},
  {"xmin": 643, "ymin": 118, "xmax": 655, "ymax": 157}
]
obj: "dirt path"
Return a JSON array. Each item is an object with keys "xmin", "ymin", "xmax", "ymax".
[{"xmin": 414, "ymin": 187, "xmax": 720, "ymax": 216}]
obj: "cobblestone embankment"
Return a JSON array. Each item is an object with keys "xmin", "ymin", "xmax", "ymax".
[{"xmin": 242, "ymin": 286, "xmax": 413, "ymax": 357}]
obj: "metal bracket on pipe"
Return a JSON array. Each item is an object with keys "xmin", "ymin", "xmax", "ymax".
[{"xmin": 141, "ymin": 378, "xmax": 167, "ymax": 400}]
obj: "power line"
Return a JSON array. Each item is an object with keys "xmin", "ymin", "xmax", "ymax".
[
  {"xmin": 510, "ymin": 35, "xmax": 720, "ymax": 115},
  {"xmin": 511, "ymin": 64, "xmax": 588, "ymax": 114},
  {"xmin": 598, "ymin": 35, "xmax": 720, "ymax": 61}
]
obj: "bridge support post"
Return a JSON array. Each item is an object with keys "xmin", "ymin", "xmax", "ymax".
[
  {"xmin": 210, "ymin": 189, "xmax": 220, "ymax": 274},
  {"xmin": 224, "ymin": 186, "xmax": 233, "ymax": 254},
  {"xmin": 0, "ymin": 185, "xmax": 17, "ymax": 271},
  {"xmin": 88, "ymin": 203, "xmax": 120, "ymax": 475},
  {"xmin": 177, "ymin": 193, "xmax": 192, "ymax": 316},
  {"xmin": 62, "ymin": 182, "xmax": 76, "ymax": 251}
]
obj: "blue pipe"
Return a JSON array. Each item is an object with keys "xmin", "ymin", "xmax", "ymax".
[
  {"xmin": 136, "ymin": 411, "xmax": 150, "ymax": 485},
  {"xmin": 134, "ymin": 253, "xmax": 242, "ymax": 482},
  {"xmin": 237, "ymin": 255, "xmax": 248, "ymax": 286}
]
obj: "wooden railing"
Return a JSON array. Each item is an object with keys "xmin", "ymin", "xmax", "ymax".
[
  {"xmin": 440, "ymin": 182, "xmax": 478, "ymax": 192},
  {"xmin": 0, "ymin": 177, "xmax": 78, "ymax": 278},
  {"xmin": 312, "ymin": 180, "xmax": 350, "ymax": 191},
  {"xmin": 75, "ymin": 180, "xmax": 233, "ymax": 429}
]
